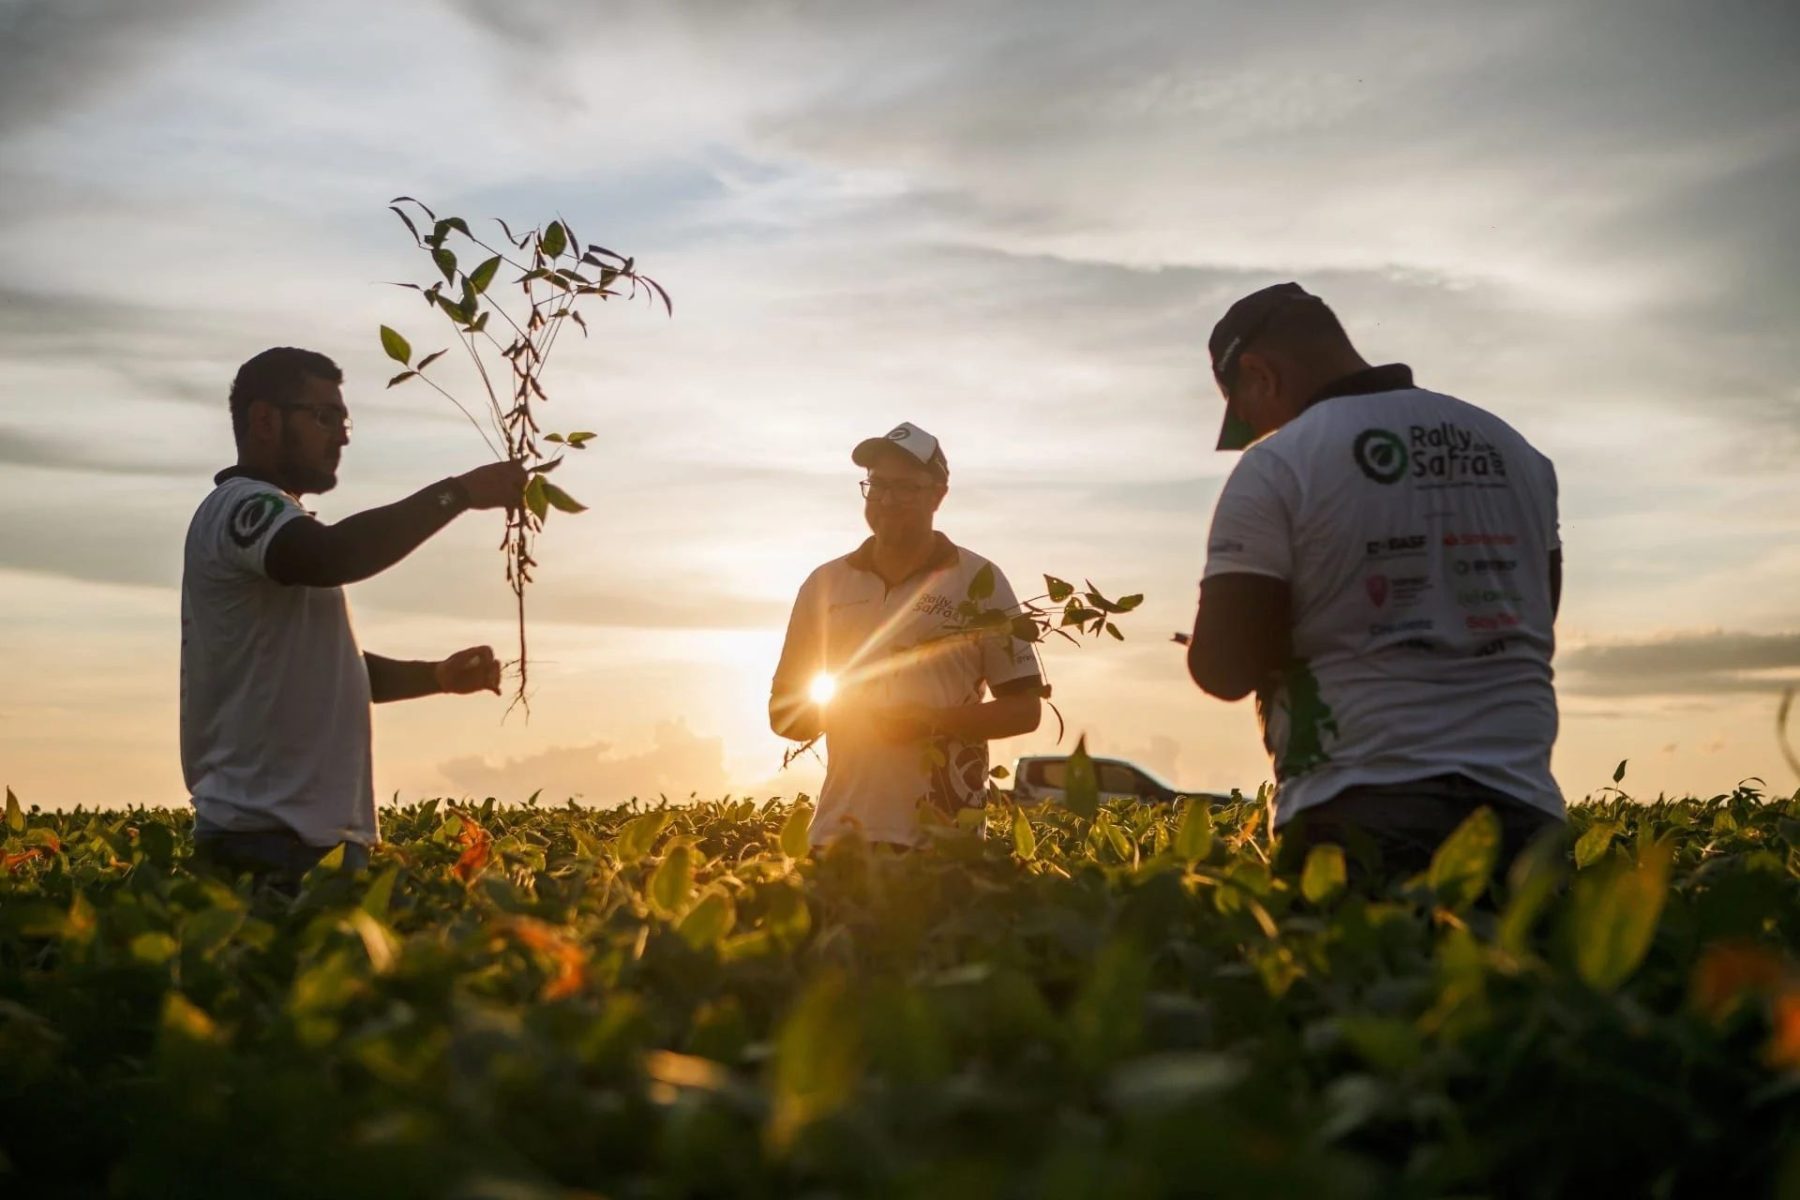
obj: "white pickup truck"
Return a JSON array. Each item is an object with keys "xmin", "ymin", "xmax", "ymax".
[{"xmin": 1008, "ymin": 755, "xmax": 1229, "ymax": 807}]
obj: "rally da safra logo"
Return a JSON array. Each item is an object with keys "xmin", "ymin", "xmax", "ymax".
[{"xmin": 1352, "ymin": 428, "xmax": 1409, "ymax": 484}]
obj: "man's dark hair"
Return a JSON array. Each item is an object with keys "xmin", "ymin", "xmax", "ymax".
[{"xmin": 229, "ymin": 348, "xmax": 343, "ymax": 444}]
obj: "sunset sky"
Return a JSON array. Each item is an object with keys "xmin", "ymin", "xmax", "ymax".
[{"xmin": 2, "ymin": 0, "xmax": 1797, "ymax": 810}]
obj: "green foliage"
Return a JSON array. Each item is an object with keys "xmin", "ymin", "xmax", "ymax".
[
  {"xmin": 381, "ymin": 198, "xmax": 670, "ymax": 712},
  {"xmin": 1, "ymin": 785, "xmax": 1798, "ymax": 1197}
]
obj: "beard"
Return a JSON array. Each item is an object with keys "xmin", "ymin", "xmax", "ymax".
[{"xmin": 278, "ymin": 438, "xmax": 339, "ymax": 495}]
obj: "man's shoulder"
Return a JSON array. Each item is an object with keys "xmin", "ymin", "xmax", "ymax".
[{"xmin": 189, "ymin": 476, "xmax": 302, "ymax": 555}]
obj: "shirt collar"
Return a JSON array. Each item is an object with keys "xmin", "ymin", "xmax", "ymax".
[
  {"xmin": 1304, "ymin": 363, "xmax": 1414, "ymax": 411},
  {"xmin": 214, "ymin": 465, "xmax": 285, "ymax": 489},
  {"xmin": 844, "ymin": 531, "xmax": 960, "ymax": 583}
]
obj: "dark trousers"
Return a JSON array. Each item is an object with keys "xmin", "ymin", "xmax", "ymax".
[
  {"xmin": 194, "ymin": 827, "xmax": 369, "ymax": 890},
  {"xmin": 1275, "ymin": 773, "xmax": 1561, "ymax": 884}
]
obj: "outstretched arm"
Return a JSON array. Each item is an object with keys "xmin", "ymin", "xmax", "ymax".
[{"xmin": 265, "ymin": 461, "xmax": 526, "ymax": 588}]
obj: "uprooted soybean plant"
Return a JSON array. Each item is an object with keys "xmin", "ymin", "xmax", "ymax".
[{"xmin": 379, "ymin": 198, "xmax": 671, "ymax": 712}]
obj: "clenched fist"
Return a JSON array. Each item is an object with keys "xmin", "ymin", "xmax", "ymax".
[
  {"xmin": 434, "ymin": 645, "xmax": 502, "ymax": 695},
  {"xmin": 455, "ymin": 460, "xmax": 529, "ymax": 511}
]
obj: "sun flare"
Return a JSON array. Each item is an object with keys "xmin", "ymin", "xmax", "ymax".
[{"xmin": 808, "ymin": 672, "xmax": 838, "ymax": 705}]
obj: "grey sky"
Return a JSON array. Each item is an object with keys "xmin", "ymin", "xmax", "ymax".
[{"xmin": 1, "ymin": 0, "xmax": 1796, "ymax": 803}]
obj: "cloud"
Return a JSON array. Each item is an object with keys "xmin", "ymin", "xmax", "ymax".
[
  {"xmin": 0, "ymin": 0, "xmax": 239, "ymax": 135},
  {"xmin": 436, "ymin": 719, "xmax": 732, "ymax": 804},
  {"xmin": 1561, "ymin": 630, "xmax": 1800, "ymax": 696},
  {"xmin": 0, "ymin": 426, "xmax": 207, "ymax": 479}
]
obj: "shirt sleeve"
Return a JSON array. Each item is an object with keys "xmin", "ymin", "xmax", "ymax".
[
  {"xmin": 1538, "ymin": 450, "xmax": 1561, "ymax": 553},
  {"xmin": 979, "ymin": 562, "xmax": 1043, "ymax": 691},
  {"xmin": 213, "ymin": 483, "xmax": 307, "ymax": 579},
  {"xmin": 1202, "ymin": 448, "xmax": 1295, "ymax": 582}
]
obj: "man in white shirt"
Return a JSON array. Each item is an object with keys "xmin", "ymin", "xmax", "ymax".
[
  {"xmin": 770, "ymin": 423, "xmax": 1044, "ymax": 847},
  {"xmin": 181, "ymin": 346, "xmax": 526, "ymax": 884},
  {"xmin": 1185, "ymin": 284, "xmax": 1564, "ymax": 880}
]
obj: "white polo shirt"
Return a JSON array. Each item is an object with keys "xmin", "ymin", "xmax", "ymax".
[
  {"xmin": 773, "ymin": 534, "xmax": 1043, "ymax": 846},
  {"xmin": 179, "ymin": 471, "xmax": 377, "ymax": 847},
  {"xmin": 1202, "ymin": 367, "xmax": 1563, "ymax": 828}
]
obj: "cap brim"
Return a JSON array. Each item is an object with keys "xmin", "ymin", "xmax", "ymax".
[{"xmin": 1216, "ymin": 410, "xmax": 1256, "ymax": 451}]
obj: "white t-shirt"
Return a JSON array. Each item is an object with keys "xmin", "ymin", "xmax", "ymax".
[
  {"xmin": 1202, "ymin": 371, "xmax": 1563, "ymax": 827},
  {"xmin": 179, "ymin": 473, "xmax": 377, "ymax": 847},
  {"xmin": 773, "ymin": 535, "xmax": 1043, "ymax": 846}
]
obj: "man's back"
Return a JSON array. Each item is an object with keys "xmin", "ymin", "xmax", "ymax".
[{"xmin": 1205, "ymin": 376, "xmax": 1561, "ymax": 825}]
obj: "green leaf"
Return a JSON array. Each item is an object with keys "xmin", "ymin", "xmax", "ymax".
[
  {"xmin": 1012, "ymin": 810, "xmax": 1037, "ymax": 860},
  {"xmin": 616, "ymin": 810, "xmax": 671, "ymax": 861},
  {"xmin": 1574, "ymin": 820, "xmax": 1620, "ymax": 870},
  {"xmin": 1336, "ymin": 1015, "xmax": 1423, "ymax": 1073},
  {"xmin": 1301, "ymin": 843, "xmax": 1347, "ymax": 904},
  {"xmin": 1062, "ymin": 737, "xmax": 1099, "ymax": 822},
  {"xmin": 1612, "ymin": 759, "xmax": 1628, "ymax": 784},
  {"xmin": 1427, "ymin": 806, "xmax": 1500, "ymax": 909},
  {"xmin": 5, "ymin": 787, "xmax": 22, "ymax": 833},
  {"xmin": 779, "ymin": 804, "xmax": 813, "ymax": 859},
  {"xmin": 1174, "ymin": 799, "xmax": 1213, "ymax": 861},
  {"xmin": 544, "ymin": 433, "xmax": 564, "ymax": 444},
  {"xmin": 1009, "ymin": 615, "xmax": 1042, "ymax": 644},
  {"xmin": 566, "ymin": 431, "xmax": 596, "ymax": 446},
  {"xmin": 416, "ymin": 349, "xmax": 447, "ymax": 372},
  {"xmin": 386, "ymin": 371, "xmax": 416, "ymax": 388},
  {"xmin": 1114, "ymin": 593, "xmax": 1145, "ymax": 613},
  {"xmin": 1571, "ymin": 840, "xmax": 1671, "ymax": 991},
  {"xmin": 468, "ymin": 255, "xmax": 501, "ymax": 295},
  {"xmin": 432, "ymin": 246, "xmax": 457, "ymax": 283},
  {"xmin": 1045, "ymin": 575, "xmax": 1074, "ymax": 602},
  {"xmin": 540, "ymin": 221, "xmax": 568, "ymax": 259},
  {"xmin": 379, "ymin": 325, "xmax": 412, "ymax": 365},
  {"xmin": 967, "ymin": 563, "xmax": 996, "ymax": 603},
  {"xmin": 361, "ymin": 866, "xmax": 398, "ymax": 919},
  {"xmin": 678, "ymin": 891, "xmax": 736, "ymax": 949},
  {"xmin": 523, "ymin": 475, "xmax": 549, "ymax": 522},
  {"xmin": 650, "ymin": 844, "xmax": 695, "ymax": 916},
  {"xmin": 767, "ymin": 971, "xmax": 861, "ymax": 1152},
  {"xmin": 541, "ymin": 482, "xmax": 587, "ymax": 513}
]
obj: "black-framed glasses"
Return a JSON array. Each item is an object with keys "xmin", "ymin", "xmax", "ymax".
[
  {"xmin": 279, "ymin": 403, "xmax": 353, "ymax": 434},
  {"xmin": 860, "ymin": 478, "xmax": 931, "ymax": 502}
]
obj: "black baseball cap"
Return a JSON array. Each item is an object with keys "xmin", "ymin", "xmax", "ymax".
[
  {"xmin": 852, "ymin": 421, "xmax": 949, "ymax": 481},
  {"xmin": 1209, "ymin": 281, "xmax": 1320, "ymax": 450}
]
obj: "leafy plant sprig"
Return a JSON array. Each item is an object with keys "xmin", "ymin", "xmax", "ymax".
[
  {"xmin": 379, "ymin": 196, "xmax": 671, "ymax": 713},
  {"xmin": 780, "ymin": 570, "xmax": 1141, "ymax": 770}
]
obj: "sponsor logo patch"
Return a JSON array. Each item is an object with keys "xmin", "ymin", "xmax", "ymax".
[
  {"xmin": 1352, "ymin": 428, "xmax": 1409, "ymax": 484},
  {"xmin": 228, "ymin": 492, "xmax": 286, "ymax": 548},
  {"xmin": 1365, "ymin": 534, "xmax": 1427, "ymax": 559}
]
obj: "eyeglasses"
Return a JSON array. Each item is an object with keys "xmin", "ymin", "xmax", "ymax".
[
  {"xmin": 280, "ymin": 403, "xmax": 353, "ymax": 434},
  {"xmin": 860, "ymin": 478, "xmax": 933, "ymax": 502}
]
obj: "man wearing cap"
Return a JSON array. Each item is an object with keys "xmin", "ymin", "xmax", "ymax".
[
  {"xmin": 770, "ymin": 423, "xmax": 1044, "ymax": 848},
  {"xmin": 1186, "ymin": 284, "xmax": 1564, "ymax": 879}
]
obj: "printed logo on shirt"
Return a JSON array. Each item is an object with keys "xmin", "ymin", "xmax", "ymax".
[
  {"xmin": 1370, "ymin": 618, "xmax": 1434, "ymax": 637},
  {"xmin": 1466, "ymin": 612, "xmax": 1521, "ymax": 632},
  {"xmin": 1443, "ymin": 532, "xmax": 1518, "ymax": 547},
  {"xmin": 1409, "ymin": 422, "xmax": 1509, "ymax": 484},
  {"xmin": 1453, "ymin": 558, "xmax": 1518, "ymax": 576},
  {"xmin": 1456, "ymin": 586, "xmax": 1525, "ymax": 608},
  {"xmin": 228, "ymin": 492, "xmax": 286, "ymax": 548},
  {"xmin": 1365, "ymin": 534, "xmax": 1427, "ymax": 559},
  {"xmin": 1365, "ymin": 573, "xmax": 1432, "ymax": 609},
  {"xmin": 1352, "ymin": 428, "xmax": 1409, "ymax": 484},
  {"xmin": 1209, "ymin": 537, "xmax": 1247, "ymax": 555},
  {"xmin": 914, "ymin": 593, "xmax": 956, "ymax": 620}
]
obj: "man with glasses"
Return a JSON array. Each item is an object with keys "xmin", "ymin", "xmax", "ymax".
[
  {"xmin": 770, "ymin": 422, "xmax": 1044, "ymax": 848},
  {"xmin": 181, "ymin": 346, "xmax": 527, "ymax": 884},
  {"xmin": 1185, "ymin": 284, "xmax": 1564, "ymax": 882}
]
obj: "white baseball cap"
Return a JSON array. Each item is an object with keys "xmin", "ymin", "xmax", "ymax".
[{"xmin": 851, "ymin": 421, "xmax": 949, "ymax": 480}]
